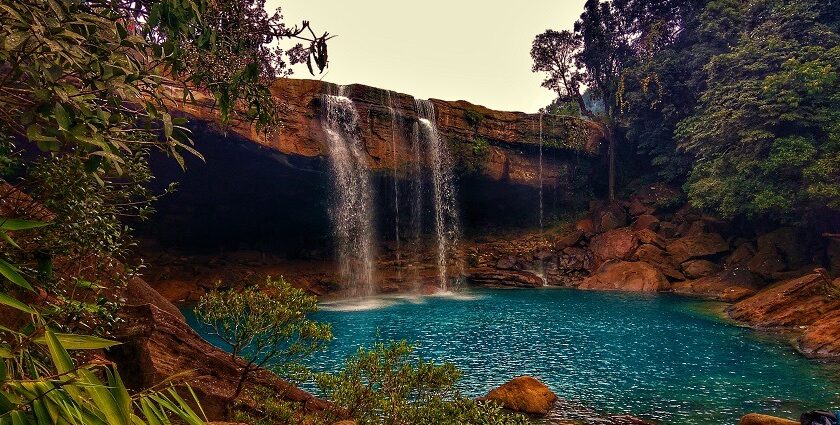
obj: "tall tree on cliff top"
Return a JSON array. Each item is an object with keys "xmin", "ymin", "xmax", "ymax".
[{"xmin": 532, "ymin": 0, "xmax": 698, "ymax": 200}]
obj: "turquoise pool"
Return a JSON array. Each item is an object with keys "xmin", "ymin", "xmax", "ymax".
[{"xmin": 185, "ymin": 288, "xmax": 840, "ymax": 424}]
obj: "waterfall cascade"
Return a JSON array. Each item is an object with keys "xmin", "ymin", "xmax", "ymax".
[
  {"xmin": 538, "ymin": 112, "xmax": 544, "ymax": 232},
  {"xmin": 320, "ymin": 86, "xmax": 377, "ymax": 297},
  {"xmin": 415, "ymin": 99, "xmax": 462, "ymax": 291},
  {"xmin": 409, "ymin": 121, "xmax": 425, "ymax": 292},
  {"xmin": 385, "ymin": 91, "xmax": 402, "ymax": 282}
]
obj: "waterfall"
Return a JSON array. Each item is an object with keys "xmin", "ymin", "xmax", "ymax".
[
  {"xmin": 321, "ymin": 86, "xmax": 376, "ymax": 297},
  {"xmin": 386, "ymin": 91, "xmax": 402, "ymax": 282},
  {"xmin": 415, "ymin": 99, "xmax": 462, "ymax": 291},
  {"xmin": 538, "ymin": 113, "xmax": 544, "ymax": 232},
  {"xmin": 409, "ymin": 121, "xmax": 424, "ymax": 292}
]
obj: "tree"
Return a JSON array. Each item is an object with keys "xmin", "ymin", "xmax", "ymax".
[
  {"xmin": 193, "ymin": 276, "xmax": 333, "ymax": 418},
  {"xmin": 676, "ymin": 0, "xmax": 840, "ymax": 219},
  {"xmin": 315, "ymin": 340, "xmax": 529, "ymax": 425},
  {"xmin": 0, "ymin": 0, "xmax": 331, "ymax": 171}
]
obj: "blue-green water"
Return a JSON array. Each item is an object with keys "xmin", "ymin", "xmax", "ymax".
[{"xmin": 185, "ymin": 289, "xmax": 840, "ymax": 424}]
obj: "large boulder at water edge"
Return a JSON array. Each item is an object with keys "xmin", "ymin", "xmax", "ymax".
[
  {"xmin": 739, "ymin": 413, "xmax": 798, "ymax": 425},
  {"xmin": 578, "ymin": 261, "xmax": 670, "ymax": 292},
  {"xmin": 484, "ymin": 376, "xmax": 557, "ymax": 415},
  {"xmin": 728, "ymin": 270, "xmax": 840, "ymax": 328},
  {"xmin": 671, "ymin": 267, "xmax": 758, "ymax": 302},
  {"xmin": 798, "ymin": 308, "xmax": 840, "ymax": 359}
]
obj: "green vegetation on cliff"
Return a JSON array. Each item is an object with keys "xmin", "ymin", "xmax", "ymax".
[{"xmin": 534, "ymin": 0, "xmax": 840, "ymax": 222}]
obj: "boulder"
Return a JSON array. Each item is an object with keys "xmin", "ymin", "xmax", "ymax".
[
  {"xmin": 598, "ymin": 204, "xmax": 628, "ymax": 232},
  {"xmin": 666, "ymin": 233, "xmax": 729, "ymax": 264},
  {"xmin": 635, "ymin": 229, "xmax": 666, "ymax": 249},
  {"xmin": 671, "ymin": 267, "xmax": 758, "ymax": 302},
  {"xmin": 726, "ymin": 243, "xmax": 756, "ymax": 267},
  {"xmin": 555, "ymin": 230, "xmax": 583, "ymax": 249},
  {"xmin": 110, "ymin": 304, "xmax": 333, "ymax": 421},
  {"xmin": 468, "ymin": 269, "xmax": 544, "ymax": 288},
  {"xmin": 575, "ymin": 218, "xmax": 597, "ymax": 235},
  {"xmin": 798, "ymin": 308, "xmax": 840, "ymax": 359},
  {"xmin": 757, "ymin": 227, "xmax": 809, "ymax": 270},
  {"xmin": 658, "ymin": 221, "xmax": 679, "ymax": 239},
  {"xmin": 632, "ymin": 244, "xmax": 684, "ymax": 281},
  {"xmin": 738, "ymin": 413, "xmax": 798, "ymax": 425},
  {"xmin": 631, "ymin": 214, "xmax": 659, "ymax": 232},
  {"xmin": 484, "ymin": 376, "xmax": 557, "ymax": 415},
  {"xmin": 627, "ymin": 198, "xmax": 652, "ymax": 217},
  {"xmin": 681, "ymin": 259, "xmax": 722, "ymax": 279},
  {"xmin": 828, "ymin": 239, "xmax": 840, "ymax": 277},
  {"xmin": 747, "ymin": 245, "xmax": 786, "ymax": 279},
  {"xmin": 590, "ymin": 228, "xmax": 639, "ymax": 265},
  {"xmin": 728, "ymin": 270, "xmax": 840, "ymax": 328},
  {"xmin": 578, "ymin": 261, "xmax": 670, "ymax": 292}
]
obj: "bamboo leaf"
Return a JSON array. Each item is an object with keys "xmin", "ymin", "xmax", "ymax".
[{"xmin": 0, "ymin": 258, "xmax": 33, "ymax": 291}]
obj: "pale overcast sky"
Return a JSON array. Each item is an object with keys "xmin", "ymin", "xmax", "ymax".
[{"xmin": 270, "ymin": 1, "xmax": 585, "ymax": 113}]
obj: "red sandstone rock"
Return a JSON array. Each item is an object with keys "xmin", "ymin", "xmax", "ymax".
[
  {"xmin": 110, "ymin": 304, "xmax": 334, "ymax": 421},
  {"xmin": 671, "ymin": 267, "xmax": 758, "ymax": 302},
  {"xmin": 578, "ymin": 261, "xmax": 670, "ymax": 292},
  {"xmin": 666, "ymin": 233, "xmax": 729, "ymax": 264},
  {"xmin": 681, "ymin": 259, "xmax": 722, "ymax": 279},
  {"xmin": 555, "ymin": 230, "xmax": 583, "ymax": 249},
  {"xmin": 575, "ymin": 218, "xmax": 597, "ymax": 235},
  {"xmin": 627, "ymin": 198, "xmax": 652, "ymax": 217},
  {"xmin": 635, "ymin": 229, "xmax": 666, "ymax": 249},
  {"xmin": 468, "ymin": 268, "xmax": 544, "ymax": 288},
  {"xmin": 484, "ymin": 376, "xmax": 557, "ymax": 415},
  {"xmin": 590, "ymin": 228, "xmax": 639, "ymax": 265},
  {"xmin": 728, "ymin": 270, "xmax": 840, "ymax": 328},
  {"xmin": 631, "ymin": 214, "xmax": 659, "ymax": 232},
  {"xmin": 726, "ymin": 243, "xmax": 756, "ymax": 267},
  {"xmin": 798, "ymin": 308, "xmax": 840, "ymax": 359},
  {"xmin": 632, "ymin": 244, "xmax": 684, "ymax": 281},
  {"xmin": 739, "ymin": 413, "xmax": 799, "ymax": 425}
]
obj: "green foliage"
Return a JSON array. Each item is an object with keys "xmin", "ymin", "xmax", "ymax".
[
  {"xmin": 676, "ymin": 0, "xmax": 840, "ymax": 219},
  {"xmin": 0, "ymin": 0, "xmax": 330, "ymax": 172},
  {"xmin": 194, "ymin": 276, "xmax": 332, "ymax": 409},
  {"xmin": 0, "ymin": 225, "xmax": 207, "ymax": 425},
  {"xmin": 463, "ymin": 109, "xmax": 485, "ymax": 129},
  {"xmin": 315, "ymin": 341, "xmax": 529, "ymax": 425},
  {"xmin": 233, "ymin": 385, "xmax": 302, "ymax": 425},
  {"xmin": 450, "ymin": 137, "xmax": 490, "ymax": 176}
]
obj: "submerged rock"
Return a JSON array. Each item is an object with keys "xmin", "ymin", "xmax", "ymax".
[
  {"xmin": 484, "ymin": 376, "xmax": 557, "ymax": 415},
  {"xmin": 739, "ymin": 413, "xmax": 798, "ymax": 425}
]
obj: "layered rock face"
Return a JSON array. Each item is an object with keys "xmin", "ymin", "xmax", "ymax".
[{"xmin": 174, "ymin": 78, "xmax": 603, "ymax": 189}]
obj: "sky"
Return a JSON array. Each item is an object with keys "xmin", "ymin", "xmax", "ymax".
[{"xmin": 269, "ymin": 0, "xmax": 586, "ymax": 113}]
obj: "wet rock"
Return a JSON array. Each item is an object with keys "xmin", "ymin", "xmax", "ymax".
[
  {"xmin": 681, "ymin": 259, "xmax": 722, "ymax": 279},
  {"xmin": 666, "ymin": 233, "xmax": 729, "ymax": 264},
  {"xmin": 632, "ymin": 244, "xmax": 684, "ymax": 281},
  {"xmin": 484, "ymin": 376, "xmax": 557, "ymax": 415},
  {"xmin": 798, "ymin": 308, "xmax": 840, "ymax": 359},
  {"xmin": 578, "ymin": 261, "xmax": 669, "ymax": 292},
  {"xmin": 590, "ymin": 228, "xmax": 639, "ymax": 265},
  {"xmin": 631, "ymin": 214, "xmax": 659, "ymax": 232},
  {"xmin": 671, "ymin": 267, "xmax": 758, "ymax": 302},
  {"xmin": 728, "ymin": 270, "xmax": 840, "ymax": 328},
  {"xmin": 739, "ymin": 413, "xmax": 798, "ymax": 425}
]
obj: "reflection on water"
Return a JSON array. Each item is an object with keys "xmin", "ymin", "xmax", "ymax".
[
  {"xmin": 307, "ymin": 289, "xmax": 840, "ymax": 425},
  {"xmin": 183, "ymin": 288, "xmax": 840, "ymax": 424}
]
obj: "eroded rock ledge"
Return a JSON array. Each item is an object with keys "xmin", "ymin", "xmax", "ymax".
[{"xmin": 173, "ymin": 78, "xmax": 604, "ymax": 188}]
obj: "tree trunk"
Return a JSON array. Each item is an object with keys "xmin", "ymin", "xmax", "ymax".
[{"xmin": 607, "ymin": 128, "xmax": 616, "ymax": 202}]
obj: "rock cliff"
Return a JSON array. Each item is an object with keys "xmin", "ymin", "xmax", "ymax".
[{"xmin": 173, "ymin": 78, "xmax": 603, "ymax": 189}]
